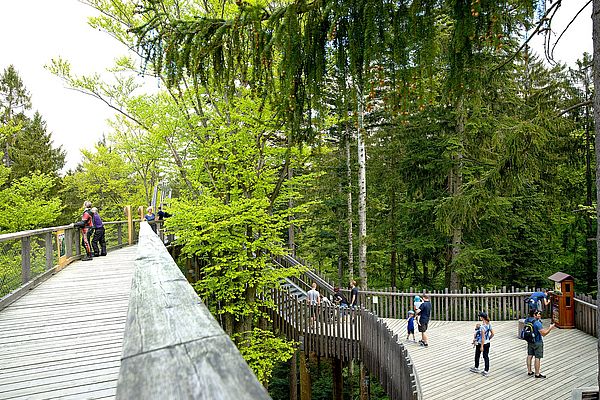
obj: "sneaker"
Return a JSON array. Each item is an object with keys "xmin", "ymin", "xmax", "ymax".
[
  {"xmin": 535, "ymin": 374, "xmax": 546, "ymax": 378},
  {"xmin": 81, "ymin": 256, "xmax": 93, "ymax": 261},
  {"xmin": 469, "ymin": 367, "xmax": 479, "ymax": 373},
  {"xmin": 527, "ymin": 372, "xmax": 534, "ymax": 376},
  {"xmin": 481, "ymin": 371, "xmax": 489, "ymax": 377},
  {"xmin": 423, "ymin": 342, "xmax": 428, "ymax": 347},
  {"xmin": 418, "ymin": 340, "xmax": 424, "ymax": 346}
]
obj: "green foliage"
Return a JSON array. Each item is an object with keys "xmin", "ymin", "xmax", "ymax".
[
  {"xmin": 8, "ymin": 112, "xmax": 66, "ymax": 181},
  {"xmin": 0, "ymin": 166, "xmax": 62, "ymax": 232},
  {"xmin": 233, "ymin": 328, "xmax": 295, "ymax": 385},
  {"xmin": 60, "ymin": 143, "xmax": 144, "ymax": 221}
]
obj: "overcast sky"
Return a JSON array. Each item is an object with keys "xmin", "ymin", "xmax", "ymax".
[{"xmin": 0, "ymin": 0, "xmax": 594, "ymax": 171}]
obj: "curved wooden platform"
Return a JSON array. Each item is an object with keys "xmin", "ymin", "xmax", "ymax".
[
  {"xmin": 383, "ymin": 319, "xmax": 598, "ymax": 400},
  {"xmin": 0, "ymin": 246, "xmax": 137, "ymax": 400}
]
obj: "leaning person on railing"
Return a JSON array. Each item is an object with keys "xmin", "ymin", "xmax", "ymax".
[
  {"xmin": 72, "ymin": 201, "xmax": 94, "ymax": 261},
  {"xmin": 91, "ymin": 207, "xmax": 106, "ymax": 257}
]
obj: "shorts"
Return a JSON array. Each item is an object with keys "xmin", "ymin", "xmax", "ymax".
[
  {"xmin": 418, "ymin": 322, "xmax": 428, "ymax": 333},
  {"xmin": 527, "ymin": 341, "xmax": 543, "ymax": 358},
  {"xmin": 407, "ymin": 328, "xmax": 415, "ymax": 334}
]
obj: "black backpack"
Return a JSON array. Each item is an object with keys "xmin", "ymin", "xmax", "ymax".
[{"xmin": 520, "ymin": 318, "xmax": 535, "ymax": 343}]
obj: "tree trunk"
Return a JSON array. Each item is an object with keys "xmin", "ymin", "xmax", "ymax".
[
  {"xmin": 448, "ymin": 96, "xmax": 465, "ymax": 290},
  {"xmin": 289, "ymin": 166, "xmax": 295, "ymax": 256},
  {"xmin": 346, "ymin": 128, "xmax": 355, "ymax": 281},
  {"xmin": 390, "ymin": 190, "xmax": 397, "ymax": 288},
  {"xmin": 585, "ymin": 80, "xmax": 595, "ymax": 292},
  {"xmin": 592, "ymin": 0, "xmax": 600, "ymax": 387},
  {"xmin": 356, "ymin": 85, "xmax": 368, "ymax": 289}
]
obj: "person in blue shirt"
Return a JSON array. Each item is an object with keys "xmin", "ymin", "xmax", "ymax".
[
  {"xmin": 416, "ymin": 294, "xmax": 432, "ymax": 347},
  {"xmin": 406, "ymin": 310, "xmax": 416, "ymax": 342},
  {"xmin": 526, "ymin": 309, "xmax": 555, "ymax": 378},
  {"xmin": 145, "ymin": 206, "xmax": 157, "ymax": 233},
  {"xmin": 527, "ymin": 289, "xmax": 551, "ymax": 311}
]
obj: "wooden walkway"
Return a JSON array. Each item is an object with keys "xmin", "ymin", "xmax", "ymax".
[
  {"xmin": 383, "ymin": 318, "xmax": 598, "ymax": 400},
  {"xmin": 0, "ymin": 246, "xmax": 137, "ymax": 400}
]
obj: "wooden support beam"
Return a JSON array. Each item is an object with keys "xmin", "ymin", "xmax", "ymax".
[
  {"xmin": 332, "ymin": 357, "xmax": 343, "ymax": 400},
  {"xmin": 299, "ymin": 351, "xmax": 311, "ymax": 400},
  {"xmin": 290, "ymin": 351, "xmax": 298, "ymax": 400}
]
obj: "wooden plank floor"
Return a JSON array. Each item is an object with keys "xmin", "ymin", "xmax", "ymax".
[
  {"xmin": 0, "ymin": 246, "xmax": 137, "ymax": 400},
  {"xmin": 383, "ymin": 318, "xmax": 598, "ymax": 400}
]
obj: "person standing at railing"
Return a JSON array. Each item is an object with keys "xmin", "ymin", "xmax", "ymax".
[
  {"xmin": 73, "ymin": 201, "xmax": 94, "ymax": 261},
  {"xmin": 306, "ymin": 282, "xmax": 320, "ymax": 324},
  {"xmin": 144, "ymin": 206, "xmax": 157, "ymax": 233},
  {"xmin": 91, "ymin": 207, "xmax": 106, "ymax": 257},
  {"xmin": 349, "ymin": 280, "xmax": 359, "ymax": 308}
]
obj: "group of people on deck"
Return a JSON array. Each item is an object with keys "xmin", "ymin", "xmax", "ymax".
[
  {"xmin": 73, "ymin": 201, "xmax": 106, "ymax": 261},
  {"xmin": 404, "ymin": 288, "xmax": 555, "ymax": 379},
  {"xmin": 74, "ymin": 202, "xmax": 171, "ymax": 260}
]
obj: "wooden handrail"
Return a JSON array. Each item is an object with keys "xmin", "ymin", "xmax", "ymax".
[
  {"xmin": 574, "ymin": 297, "xmax": 598, "ymax": 309},
  {"xmin": 116, "ymin": 222, "xmax": 270, "ymax": 400}
]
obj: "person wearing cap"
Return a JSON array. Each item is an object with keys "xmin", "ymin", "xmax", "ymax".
[
  {"xmin": 526, "ymin": 309, "xmax": 555, "ymax": 378},
  {"xmin": 470, "ymin": 311, "xmax": 494, "ymax": 376}
]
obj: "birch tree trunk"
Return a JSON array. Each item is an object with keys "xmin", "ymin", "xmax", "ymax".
[
  {"xmin": 346, "ymin": 128, "xmax": 355, "ymax": 281},
  {"xmin": 356, "ymin": 85, "xmax": 368, "ymax": 289},
  {"xmin": 592, "ymin": 0, "xmax": 600, "ymax": 386}
]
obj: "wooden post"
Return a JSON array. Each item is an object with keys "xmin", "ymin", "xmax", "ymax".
[
  {"xmin": 117, "ymin": 224, "xmax": 123, "ymax": 246},
  {"xmin": 21, "ymin": 236, "xmax": 31, "ymax": 284},
  {"xmin": 332, "ymin": 357, "xmax": 343, "ymax": 400},
  {"xmin": 124, "ymin": 206, "xmax": 133, "ymax": 245},
  {"xmin": 290, "ymin": 351, "xmax": 298, "ymax": 400},
  {"xmin": 299, "ymin": 351, "xmax": 311, "ymax": 400},
  {"xmin": 75, "ymin": 230, "xmax": 81, "ymax": 256},
  {"xmin": 45, "ymin": 232, "xmax": 53, "ymax": 271},
  {"xmin": 65, "ymin": 229, "xmax": 73, "ymax": 258}
]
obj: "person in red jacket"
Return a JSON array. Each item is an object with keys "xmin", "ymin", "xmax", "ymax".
[{"xmin": 73, "ymin": 201, "xmax": 94, "ymax": 261}]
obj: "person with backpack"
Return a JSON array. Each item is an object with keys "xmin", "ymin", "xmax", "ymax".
[
  {"xmin": 90, "ymin": 207, "xmax": 106, "ymax": 257},
  {"xmin": 470, "ymin": 311, "xmax": 494, "ymax": 376},
  {"xmin": 526, "ymin": 309, "xmax": 555, "ymax": 378},
  {"xmin": 72, "ymin": 201, "xmax": 94, "ymax": 261}
]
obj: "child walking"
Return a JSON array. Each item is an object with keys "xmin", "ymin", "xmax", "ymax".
[{"xmin": 406, "ymin": 310, "xmax": 416, "ymax": 342}]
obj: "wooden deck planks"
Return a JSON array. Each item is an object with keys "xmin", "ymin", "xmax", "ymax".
[
  {"xmin": 383, "ymin": 318, "xmax": 598, "ymax": 400},
  {"xmin": 0, "ymin": 246, "xmax": 137, "ymax": 400}
]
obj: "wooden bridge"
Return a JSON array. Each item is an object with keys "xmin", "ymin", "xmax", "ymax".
[{"xmin": 0, "ymin": 218, "xmax": 598, "ymax": 399}]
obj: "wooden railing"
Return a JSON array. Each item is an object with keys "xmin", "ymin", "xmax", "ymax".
[
  {"xmin": 0, "ymin": 219, "xmax": 133, "ymax": 311},
  {"xmin": 116, "ymin": 222, "xmax": 269, "ymax": 399},
  {"xmin": 361, "ymin": 311, "xmax": 420, "ymax": 400},
  {"xmin": 351, "ymin": 287, "xmax": 536, "ymax": 321},
  {"xmin": 575, "ymin": 294, "xmax": 598, "ymax": 337},
  {"xmin": 268, "ymin": 289, "xmax": 420, "ymax": 400}
]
